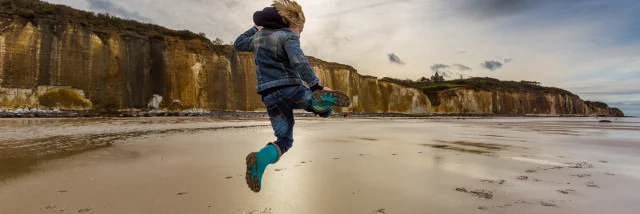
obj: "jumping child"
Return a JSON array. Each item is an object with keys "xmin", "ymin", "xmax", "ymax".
[{"xmin": 233, "ymin": 0, "xmax": 351, "ymax": 192}]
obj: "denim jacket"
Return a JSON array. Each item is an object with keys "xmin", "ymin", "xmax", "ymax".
[{"xmin": 233, "ymin": 27, "xmax": 320, "ymax": 94}]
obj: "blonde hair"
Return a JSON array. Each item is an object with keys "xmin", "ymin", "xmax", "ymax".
[{"xmin": 271, "ymin": 0, "xmax": 306, "ymax": 30}]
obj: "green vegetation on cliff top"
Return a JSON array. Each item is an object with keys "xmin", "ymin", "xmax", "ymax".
[
  {"xmin": 584, "ymin": 101, "xmax": 609, "ymax": 109},
  {"xmin": 380, "ymin": 77, "xmax": 586, "ymax": 108},
  {"xmin": 380, "ymin": 77, "xmax": 574, "ymax": 95}
]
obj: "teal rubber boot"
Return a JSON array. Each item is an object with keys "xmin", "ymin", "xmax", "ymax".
[
  {"xmin": 245, "ymin": 143, "xmax": 280, "ymax": 192},
  {"xmin": 311, "ymin": 90, "xmax": 351, "ymax": 113},
  {"xmin": 311, "ymin": 99, "xmax": 334, "ymax": 113}
]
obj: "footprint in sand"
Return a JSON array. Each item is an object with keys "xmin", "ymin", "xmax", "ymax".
[
  {"xmin": 541, "ymin": 202, "xmax": 556, "ymax": 207},
  {"xmin": 585, "ymin": 181, "xmax": 600, "ymax": 188},
  {"xmin": 77, "ymin": 208, "xmax": 92, "ymax": 213},
  {"xmin": 557, "ymin": 189, "xmax": 575, "ymax": 194},
  {"xmin": 568, "ymin": 162, "xmax": 593, "ymax": 169},
  {"xmin": 542, "ymin": 166, "xmax": 563, "ymax": 171},
  {"xmin": 515, "ymin": 200, "xmax": 533, "ymax": 205},
  {"xmin": 573, "ymin": 174, "xmax": 590, "ymax": 178},
  {"xmin": 496, "ymin": 204, "xmax": 513, "ymax": 208},
  {"xmin": 481, "ymin": 179, "xmax": 506, "ymax": 185},
  {"xmin": 248, "ymin": 207, "xmax": 273, "ymax": 214},
  {"xmin": 517, "ymin": 176, "xmax": 528, "ymax": 180},
  {"xmin": 372, "ymin": 208, "xmax": 386, "ymax": 213},
  {"xmin": 43, "ymin": 205, "xmax": 57, "ymax": 210},
  {"xmin": 455, "ymin": 187, "xmax": 493, "ymax": 199}
]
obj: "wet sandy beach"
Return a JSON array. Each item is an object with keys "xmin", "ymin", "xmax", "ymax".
[{"xmin": 1, "ymin": 117, "xmax": 639, "ymax": 214}]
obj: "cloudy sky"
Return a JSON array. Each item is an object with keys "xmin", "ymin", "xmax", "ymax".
[{"xmin": 47, "ymin": 0, "xmax": 640, "ymax": 116}]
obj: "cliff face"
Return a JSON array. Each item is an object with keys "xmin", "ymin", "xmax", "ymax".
[
  {"xmin": 0, "ymin": 13, "xmax": 621, "ymax": 116},
  {"xmin": 0, "ymin": 15, "xmax": 430, "ymax": 113},
  {"xmin": 609, "ymin": 108, "xmax": 625, "ymax": 117},
  {"xmin": 433, "ymin": 88, "xmax": 613, "ymax": 116},
  {"xmin": 308, "ymin": 58, "xmax": 429, "ymax": 113}
]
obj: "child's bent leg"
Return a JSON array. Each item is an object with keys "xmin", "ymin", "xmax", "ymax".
[
  {"xmin": 245, "ymin": 92, "xmax": 295, "ymax": 193},
  {"xmin": 269, "ymin": 105, "xmax": 295, "ymax": 154},
  {"xmin": 245, "ymin": 85, "xmax": 349, "ymax": 192}
]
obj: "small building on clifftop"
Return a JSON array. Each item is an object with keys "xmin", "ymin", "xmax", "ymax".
[
  {"xmin": 431, "ymin": 72, "xmax": 445, "ymax": 82},
  {"xmin": 417, "ymin": 72, "xmax": 446, "ymax": 83}
]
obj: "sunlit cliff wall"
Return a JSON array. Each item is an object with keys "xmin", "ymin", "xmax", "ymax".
[
  {"xmin": 307, "ymin": 57, "xmax": 430, "ymax": 113},
  {"xmin": 0, "ymin": 15, "xmax": 430, "ymax": 113},
  {"xmin": 0, "ymin": 14, "xmax": 622, "ymax": 116},
  {"xmin": 433, "ymin": 88, "xmax": 614, "ymax": 116}
]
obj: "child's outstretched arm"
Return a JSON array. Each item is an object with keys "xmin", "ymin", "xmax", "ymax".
[
  {"xmin": 284, "ymin": 36, "xmax": 323, "ymax": 90},
  {"xmin": 233, "ymin": 26, "xmax": 260, "ymax": 52}
]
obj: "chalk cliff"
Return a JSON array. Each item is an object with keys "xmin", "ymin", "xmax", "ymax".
[
  {"xmin": 432, "ymin": 89, "xmax": 616, "ymax": 116},
  {"xmin": 608, "ymin": 108, "xmax": 625, "ymax": 117},
  {"xmin": 0, "ymin": 14, "xmax": 429, "ymax": 113},
  {"xmin": 0, "ymin": 1, "xmax": 623, "ymax": 116}
]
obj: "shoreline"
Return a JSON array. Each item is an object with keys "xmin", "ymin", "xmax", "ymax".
[{"xmin": 0, "ymin": 109, "xmax": 630, "ymax": 119}]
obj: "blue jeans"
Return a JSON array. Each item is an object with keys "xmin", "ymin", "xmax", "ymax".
[{"xmin": 262, "ymin": 85, "xmax": 332, "ymax": 154}]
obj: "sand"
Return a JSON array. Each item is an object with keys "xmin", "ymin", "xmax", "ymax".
[{"xmin": 1, "ymin": 117, "xmax": 639, "ymax": 214}]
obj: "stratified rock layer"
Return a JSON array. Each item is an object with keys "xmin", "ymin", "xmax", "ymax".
[
  {"xmin": 433, "ymin": 89, "xmax": 614, "ymax": 116},
  {"xmin": 0, "ymin": 15, "xmax": 429, "ymax": 113},
  {"xmin": 0, "ymin": 14, "xmax": 620, "ymax": 116}
]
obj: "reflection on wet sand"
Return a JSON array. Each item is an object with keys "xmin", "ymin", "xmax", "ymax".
[
  {"xmin": 0, "ymin": 121, "xmax": 269, "ymax": 182},
  {"xmin": 0, "ymin": 117, "xmax": 639, "ymax": 214}
]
